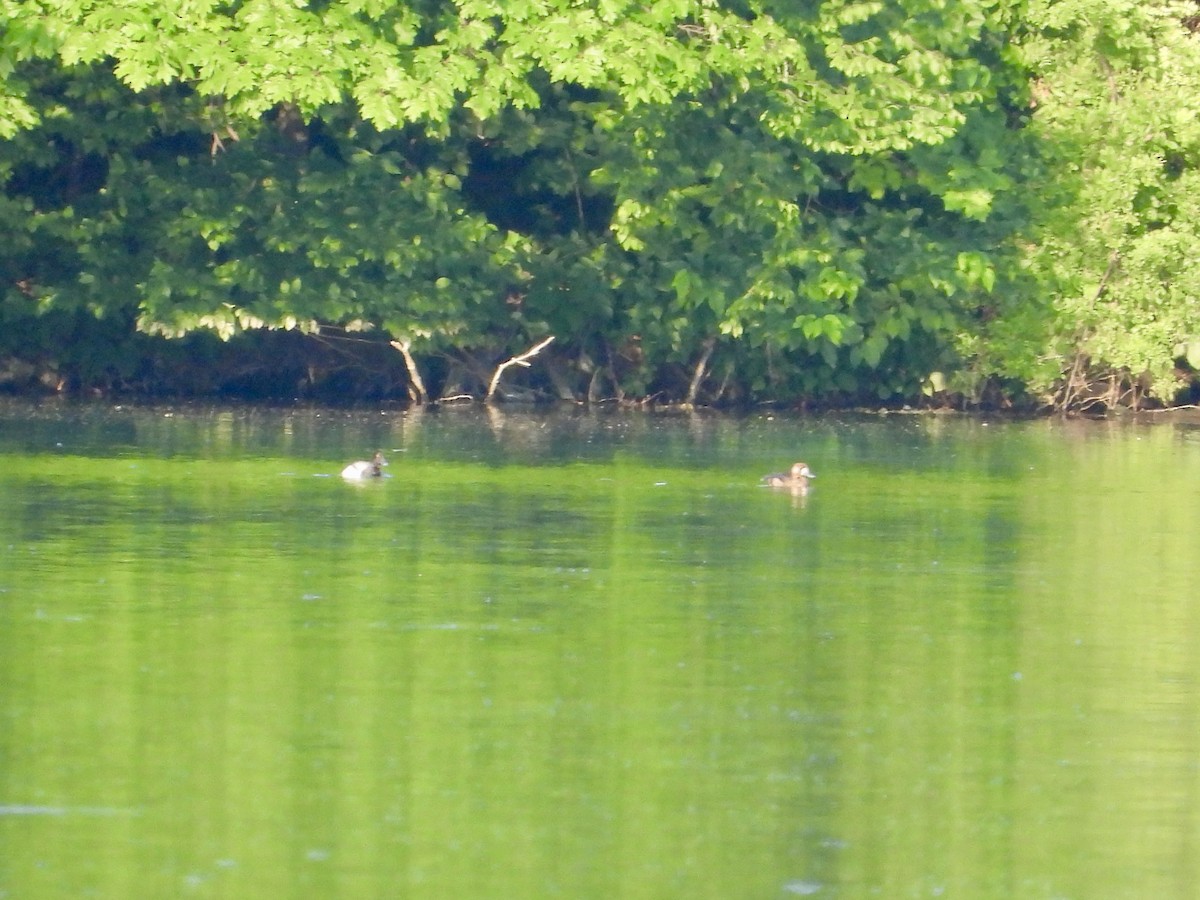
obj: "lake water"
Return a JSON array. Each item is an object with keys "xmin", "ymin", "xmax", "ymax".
[{"xmin": 1, "ymin": 401, "xmax": 1199, "ymax": 898}]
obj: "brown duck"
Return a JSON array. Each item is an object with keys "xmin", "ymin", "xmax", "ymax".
[{"xmin": 761, "ymin": 462, "xmax": 815, "ymax": 489}]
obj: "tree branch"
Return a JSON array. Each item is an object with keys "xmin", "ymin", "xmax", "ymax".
[
  {"xmin": 389, "ymin": 339, "xmax": 428, "ymax": 404},
  {"xmin": 685, "ymin": 337, "xmax": 716, "ymax": 406},
  {"xmin": 486, "ymin": 336, "xmax": 555, "ymax": 402}
]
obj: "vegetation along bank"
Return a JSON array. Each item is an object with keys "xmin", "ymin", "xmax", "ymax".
[{"xmin": 3, "ymin": 0, "xmax": 1200, "ymax": 411}]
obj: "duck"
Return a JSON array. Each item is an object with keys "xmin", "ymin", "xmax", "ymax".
[
  {"xmin": 341, "ymin": 451, "xmax": 386, "ymax": 480},
  {"xmin": 762, "ymin": 461, "xmax": 815, "ymax": 489}
]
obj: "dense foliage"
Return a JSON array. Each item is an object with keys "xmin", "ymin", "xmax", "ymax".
[
  {"xmin": 1018, "ymin": 0, "xmax": 1200, "ymax": 408},
  {"xmin": 1, "ymin": 0, "xmax": 1198, "ymax": 407}
]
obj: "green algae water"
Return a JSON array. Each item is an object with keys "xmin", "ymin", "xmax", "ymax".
[{"xmin": 2, "ymin": 403, "xmax": 1200, "ymax": 898}]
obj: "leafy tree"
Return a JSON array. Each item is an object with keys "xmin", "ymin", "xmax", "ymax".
[
  {"xmin": 1, "ymin": 0, "xmax": 1040, "ymax": 404},
  {"xmin": 594, "ymin": 1, "xmax": 1038, "ymax": 402},
  {"xmin": 1018, "ymin": 0, "xmax": 1200, "ymax": 406}
]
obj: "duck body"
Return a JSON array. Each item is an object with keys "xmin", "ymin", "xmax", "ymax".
[
  {"xmin": 341, "ymin": 451, "xmax": 386, "ymax": 480},
  {"xmin": 762, "ymin": 462, "xmax": 815, "ymax": 489}
]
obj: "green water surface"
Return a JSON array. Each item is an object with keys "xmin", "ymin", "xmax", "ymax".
[{"xmin": 1, "ymin": 404, "xmax": 1199, "ymax": 898}]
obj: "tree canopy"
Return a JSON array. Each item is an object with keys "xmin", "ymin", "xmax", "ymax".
[{"xmin": 2, "ymin": 0, "xmax": 1199, "ymax": 408}]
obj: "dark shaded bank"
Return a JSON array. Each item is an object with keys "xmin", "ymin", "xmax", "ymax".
[
  {"xmin": 1, "ymin": 313, "xmax": 408, "ymax": 404},
  {"xmin": 0, "ymin": 310, "xmax": 1011, "ymax": 410},
  {"xmin": 5, "ymin": 311, "xmax": 1199, "ymax": 413}
]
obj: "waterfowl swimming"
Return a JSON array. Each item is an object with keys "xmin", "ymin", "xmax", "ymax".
[
  {"xmin": 341, "ymin": 451, "xmax": 386, "ymax": 480},
  {"xmin": 762, "ymin": 462, "xmax": 815, "ymax": 489}
]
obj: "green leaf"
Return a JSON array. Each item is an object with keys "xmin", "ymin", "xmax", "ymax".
[{"xmin": 942, "ymin": 188, "xmax": 994, "ymax": 220}]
